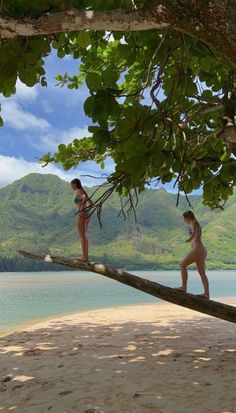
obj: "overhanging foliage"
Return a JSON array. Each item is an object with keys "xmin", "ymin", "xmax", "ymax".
[{"xmin": 0, "ymin": 1, "xmax": 236, "ymax": 210}]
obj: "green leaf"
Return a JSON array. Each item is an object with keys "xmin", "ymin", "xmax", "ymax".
[
  {"xmin": 83, "ymin": 95, "xmax": 96, "ymax": 117},
  {"xmin": 20, "ymin": 71, "xmax": 38, "ymax": 87},
  {"xmin": 40, "ymin": 76, "xmax": 47, "ymax": 87},
  {"xmin": 94, "ymin": 131, "xmax": 111, "ymax": 155},
  {"xmin": 86, "ymin": 72, "xmax": 103, "ymax": 92},
  {"xmin": 102, "ymin": 68, "xmax": 118, "ymax": 87},
  {"xmin": 88, "ymin": 126, "xmax": 100, "ymax": 133},
  {"xmin": 201, "ymin": 57, "xmax": 212, "ymax": 73},
  {"xmin": 77, "ymin": 31, "xmax": 91, "ymax": 49},
  {"xmin": 2, "ymin": 58, "xmax": 18, "ymax": 79},
  {"xmin": 190, "ymin": 160, "xmax": 197, "ymax": 170},
  {"xmin": 220, "ymin": 150, "xmax": 231, "ymax": 162},
  {"xmin": 202, "ymin": 89, "xmax": 213, "ymax": 98},
  {"xmin": 57, "ymin": 49, "xmax": 66, "ymax": 58},
  {"xmin": 108, "ymin": 97, "xmax": 121, "ymax": 118},
  {"xmin": 186, "ymin": 78, "xmax": 198, "ymax": 95},
  {"xmin": 29, "ymin": 37, "xmax": 47, "ymax": 55},
  {"xmin": 58, "ymin": 144, "xmax": 66, "ymax": 152}
]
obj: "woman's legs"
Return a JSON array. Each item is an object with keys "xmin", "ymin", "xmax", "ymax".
[
  {"xmin": 177, "ymin": 245, "xmax": 209, "ymax": 298},
  {"xmin": 177, "ymin": 249, "xmax": 198, "ymax": 292},
  {"xmin": 84, "ymin": 218, "xmax": 90, "ymax": 260},
  {"xmin": 196, "ymin": 257, "xmax": 210, "ymax": 298},
  {"xmin": 77, "ymin": 214, "xmax": 90, "ymax": 261}
]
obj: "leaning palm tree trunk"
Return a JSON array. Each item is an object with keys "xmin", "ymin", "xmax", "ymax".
[{"xmin": 18, "ymin": 250, "xmax": 236, "ymax": 324}]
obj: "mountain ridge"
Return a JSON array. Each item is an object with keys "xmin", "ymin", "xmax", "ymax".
[{"xmin": 0, "ymin": 173, "xmax": 235, "ymax": 270}]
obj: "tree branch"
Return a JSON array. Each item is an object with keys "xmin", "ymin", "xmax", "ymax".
[
  {"xmin": 18, "ymin": 250, "xmax": 236, "ymax": 324},
  {"xmin": 0, "ymin": 9, "xmax": 168, "ymax": 39},
  {"xmin": 1, "ymin": 1, "xmax": 236, "ymax": 63}
]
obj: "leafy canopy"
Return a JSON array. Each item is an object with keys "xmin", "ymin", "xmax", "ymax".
[{"xmin": 0, "ymin": 0, "xmax": 236, "ymax": 209}]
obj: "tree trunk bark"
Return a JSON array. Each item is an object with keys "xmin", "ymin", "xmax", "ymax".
[
  {"xmin": 144, "ymin": 0, "xmax": 236, "ymax": 66},
  {"xmin": 18, "ymin": 250, "xmax": 236, "ymax": 324},
  {"xmin": 1, "ymin": 1, "xmax": 236, "ymax": 65},
  {"xmin": 0, "ymin": 9, "xmax": 167, "ymax": 38}
]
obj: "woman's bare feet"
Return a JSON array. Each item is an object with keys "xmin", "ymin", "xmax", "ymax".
[
  {"xmin": 175, "ymin": 287, "xmax": 187, "ymax": 292},
  {"xmin": 76, "ymin": 256, "xmax": 88, "ymax": 263},
  {"xmin": 197, "ymin": 293, "xmax": 210, "ymax": 299}
]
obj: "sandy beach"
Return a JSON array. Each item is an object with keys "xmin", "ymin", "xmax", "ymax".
[{"xmin": 0, "ymin": 300, "xmax": 236, "ymax": 413}]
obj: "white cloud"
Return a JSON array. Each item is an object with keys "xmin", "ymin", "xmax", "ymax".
[
  {"xmin": 1, "ymin": 101, "xmax": 51, "ymax": 131},
  {"xmin": 0, "ymin": 155, "xmax": 71, "ymax": 187},
  {"xmin": 15, "ymin": 80, "xmax": 39, "ymax": 101},
  {"xmin": 0, "ymin": 155, "xmax": 114, "ymax": 188},
  {"xmin": 36, "ymin": 126, "xmax": 89, "ymax": 151},
  {"xmin": 41, "ymin": 100, "xmax": 54, "ymax": 114}
]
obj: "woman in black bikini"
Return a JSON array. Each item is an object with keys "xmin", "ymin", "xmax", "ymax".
[
  {"xmin": 71, "ymin": 178, "xmax": 92, "ymax": 262},
  {"xmin": 176, "ymin": 210, "xmax": 210, "ymax": 299}
]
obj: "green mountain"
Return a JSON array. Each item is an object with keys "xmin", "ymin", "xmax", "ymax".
[{"xmin": 0, "ymin": 173, "xmax": 235, "ymax": 270}]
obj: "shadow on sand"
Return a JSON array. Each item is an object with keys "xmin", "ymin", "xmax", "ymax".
[{"xmin": 0, "ymin": 313, "xmax": 235, "ymax": 413}]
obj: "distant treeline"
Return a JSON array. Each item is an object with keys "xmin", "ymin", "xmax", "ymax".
[
  {"xmin": 0, "ymin": 255, "xmax": 177, "ymax": 272},
  {"xmin": 0, "ymin": 255, "xmax": 232, "ymax": 272},
  {"xmin": 0, "ymin": 256, "xmax": 71, "ymax": 272}
]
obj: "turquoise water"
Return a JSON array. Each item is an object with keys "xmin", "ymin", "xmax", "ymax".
[{"xmin": 0, "ymin": 270, "xmax": 235, "ymax": 335}]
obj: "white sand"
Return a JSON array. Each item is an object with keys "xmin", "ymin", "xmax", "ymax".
[{"xmin": 0, "ymin": 300, "xmax": 236, "ymax": 413}]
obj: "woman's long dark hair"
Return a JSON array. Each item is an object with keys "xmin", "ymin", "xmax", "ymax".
[
  {"xmin": 71, "ymin": 178, "xmax": 89, "ymax": 198},
  {"xmin": 183, "ymin": 210, "xmax": 197, "ymax": 221}
]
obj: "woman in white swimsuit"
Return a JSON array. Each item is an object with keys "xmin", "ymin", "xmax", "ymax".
[{"xmin": 177, "ymin": 210, "xmax": 210, "ymax": 299}]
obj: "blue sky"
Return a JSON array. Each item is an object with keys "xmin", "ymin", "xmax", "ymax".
[
  {"xmin": 0, "ymin": 51, "xmax": 117, "ymax": 188},
  {"xmin": 0, "ymin": 50, "xmax": 197, "ymax": 194}
]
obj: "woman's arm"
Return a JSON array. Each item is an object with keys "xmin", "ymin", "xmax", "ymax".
[
  {"xmin": 185, "ymin": 221, "xmax": 198, "ymax": 242},
  {"xmin": 77, "ymin": 189, "xmax": 89, "ymax": 211}
]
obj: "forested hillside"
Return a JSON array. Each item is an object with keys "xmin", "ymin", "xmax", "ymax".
[{"xmin": 0, "ymin": 174, "xmax": 235, "ymax": 270}]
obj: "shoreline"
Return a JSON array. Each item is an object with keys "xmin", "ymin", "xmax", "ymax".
[
  {"xmin": 1, "ymin": 266, "xmax": 236, "ymax": 272},
  {"xmin": 0, "ymin": 300, "xmax": 169, "ymax": 338},
  {"xmin": 1, "ymin": 295, "xmax": 236, "ymax": 339},
  {"xmin": 1, "ymin": 295, "xmax": 236, "ymax": 338},
  {"xmin": 0, "ymin": 301, "xmax": 235, "ymax": 413}
]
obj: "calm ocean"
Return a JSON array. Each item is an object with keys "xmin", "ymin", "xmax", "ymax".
[{"xmin": 0, "ymin": 270, "xmax": 235, "ymax": 335}]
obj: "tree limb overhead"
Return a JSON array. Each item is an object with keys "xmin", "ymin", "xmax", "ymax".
[
  {"xmin": 0, "ymin": 9, "xmax": 167, "ymax": 38},
  {"xmin": 1, "ymin": 1, "xmax": 236, "ymax": 65}
]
